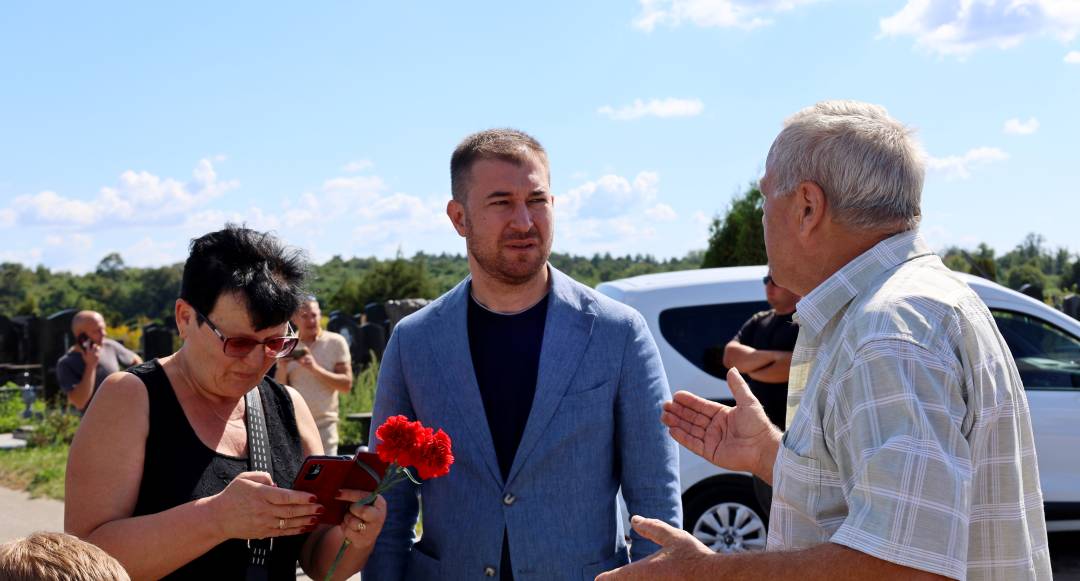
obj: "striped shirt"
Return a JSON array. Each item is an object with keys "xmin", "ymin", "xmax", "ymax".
[{"xmin": 768, "ymin": 230, "xmax": 1051, "ymax": 580}]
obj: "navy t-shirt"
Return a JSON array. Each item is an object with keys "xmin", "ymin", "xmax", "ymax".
[
  {"xmin": 467, "ymin": 290, "xmax": 549, "ymax": 581},
  {"xmin": 733, "ymin": 309, "xmax": 799, "ymax": 429}
]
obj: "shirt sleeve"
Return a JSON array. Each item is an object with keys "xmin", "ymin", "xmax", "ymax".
[
  {"xmin": 56, "ymin": 356, "xmax": 81, "ymax": 393},
  {"xmin": 332, "ymin": 334, "xmax": 351, "ymax": 366},
  {"xmin": 111, "ymin": 339, "xmax": 139, "ymax": 367},
  {"xmin": 733, "ymin": 311, "xmax": 763, "ymax": 345},
  {"xmin": 825, "ymin": 338, "xmax": 971, "ymax": 581}
]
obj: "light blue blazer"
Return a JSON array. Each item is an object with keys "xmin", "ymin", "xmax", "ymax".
[{"xmin": 363, "ymin": 266, "xmax": 681, "ymax": 581}]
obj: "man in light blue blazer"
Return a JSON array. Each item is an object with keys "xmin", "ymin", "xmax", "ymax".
[{"xmin": 363, "ymin": 128, "xmax": 681, "ymax": 581}]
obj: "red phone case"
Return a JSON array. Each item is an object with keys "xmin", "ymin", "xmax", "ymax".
[{"xmin": 291, "ymin": 451, "xmax": 389, "ymax": 525}]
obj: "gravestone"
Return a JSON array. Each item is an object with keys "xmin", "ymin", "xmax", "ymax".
[
  {"xmin": 41, "ymin": 309, "xmax": 78, "ymax": 402},
  {"xmin": 1063, "ymin": 295, "xmax": 1080, "ymax": 321}
]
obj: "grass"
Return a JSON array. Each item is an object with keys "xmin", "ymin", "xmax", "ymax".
[
  {"xmin": 0, "ymin": 354, "xmax": 379, "ymax": 504},
  {"xmin": 338, "ymin": 355, "xmax": 379, "ymax": 447},
  {"xmin": 0, "ymin": 444, "xmax": 69, "ymax": 500}
]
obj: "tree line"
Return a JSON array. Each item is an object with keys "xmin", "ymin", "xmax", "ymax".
[
  {"xmin": 0, "ymin": 250, "xmax": 703, "ymax": 326},
  {"xmin": 3, "ymin": 184, "xmax": 1076, "ymax": 326}
]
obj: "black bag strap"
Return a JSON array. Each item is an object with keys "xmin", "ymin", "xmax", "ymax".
[{"xmin": 245, "ymin": 384, "xmax": 274, "ymax": 581}]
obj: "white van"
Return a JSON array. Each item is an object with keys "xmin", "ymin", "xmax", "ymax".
[{"xmin": 598, "ymin": 266, "xmax": 1080, "ymax": 552}]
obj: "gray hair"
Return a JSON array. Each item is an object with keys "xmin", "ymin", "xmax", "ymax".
[{"xmin": 766, "ymin": 100, "xmax": 924, "ymax": 231}]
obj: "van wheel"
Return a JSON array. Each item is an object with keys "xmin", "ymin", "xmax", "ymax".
[{"xmin": 684, "ymin": 483, "xmax": 768, "ymax": 553}]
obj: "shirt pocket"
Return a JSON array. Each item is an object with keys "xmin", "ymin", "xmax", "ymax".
[{"xmin": 775, "ymin": 438, "xmax": 822, "ymax": 490}]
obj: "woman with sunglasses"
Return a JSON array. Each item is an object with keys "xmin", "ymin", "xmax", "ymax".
[{"xmin": 65, "ymin": 225, "xmax": 385, "ymax": 580}]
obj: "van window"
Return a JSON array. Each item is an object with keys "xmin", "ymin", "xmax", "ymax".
[
  {"xmin": 659, "ymin": 301, "xmax": 769, "ymax": 378},
  {"xmin": 991, "ymin": 310, "xmax": 1080, "ymax": 390}
]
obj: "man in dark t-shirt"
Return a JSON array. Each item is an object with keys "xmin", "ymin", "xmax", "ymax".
[
  {"xmin": 723, "ymin": 272, "xmax": 799, "ymax": 516},
  {"xmin": 55, "ymin": 310, "xmax": 141, "ymax": 412},
  {"xmin": 723, "ymin": 272, "xmax": 800, "ymax": 430}
]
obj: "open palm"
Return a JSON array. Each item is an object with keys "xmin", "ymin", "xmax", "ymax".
[{"xmin": 662, "ymin": 368, "xmax": 780, "ymax": 481}]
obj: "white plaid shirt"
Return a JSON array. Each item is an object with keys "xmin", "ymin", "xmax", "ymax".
[{"xmin": 768, "ymin": 231, "xmax": 1051, "ymax": 580}]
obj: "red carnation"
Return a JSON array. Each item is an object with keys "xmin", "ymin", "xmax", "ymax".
[
  {"xmin": 413, "ymin": 429, "xmax": 455, "ymax": 480},
  {"xmin": 375, "ymin": 415, "xmax": 427, "ymax": 466}
]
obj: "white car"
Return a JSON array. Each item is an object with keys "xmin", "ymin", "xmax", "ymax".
[{"xmin": 598, "ymin": 265, "xmax": 1080, "ymax": 553}]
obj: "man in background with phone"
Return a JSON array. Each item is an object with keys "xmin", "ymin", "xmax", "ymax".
[
  {"xmin": 275, "ymin": 296, "xmax": 352, "ymax": 454},
  {"xmin": 55, "ymin": 310, "xmax": 142, "ymax": 412}
]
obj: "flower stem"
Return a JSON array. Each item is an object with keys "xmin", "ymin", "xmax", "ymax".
[
  {"xmin": 322, "ymin": 463, "xmax": 402, "ymax": 581},
  {"xmin": 324, "ymin": 539, "xmax": 351, "ymax": 581}
]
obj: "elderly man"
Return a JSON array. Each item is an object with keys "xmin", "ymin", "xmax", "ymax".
[
  {"xmin": 56, "ymin": 310, "xmax": 142, "ymax": 412},
  {"xmin": 600, "ymin": 101, "xmax": 1050, "ymax": 580}
]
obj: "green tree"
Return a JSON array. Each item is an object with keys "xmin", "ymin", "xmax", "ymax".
[
  {"xmin": 1005, "ymin": 263, "xmax": 1048, "ymax": 293},
  {"xmin": 701, "ymin": 184, "xmax": 767, "ymax": 268}
]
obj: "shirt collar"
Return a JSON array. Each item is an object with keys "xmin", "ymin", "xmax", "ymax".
[{"xmin": 793, "ymin": 229, "xmax": 935, "ymax": 338}]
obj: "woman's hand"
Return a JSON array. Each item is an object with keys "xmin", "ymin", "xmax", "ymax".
[
  {"xmin": 208, "ymin": 471, "xmax": 324, "ymax": 540},
  {"xmin": 336, "ymin": 489, "xmax": 386, "ymax": 550}
]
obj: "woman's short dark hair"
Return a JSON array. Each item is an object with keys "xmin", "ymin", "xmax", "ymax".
[{"xmin": 180, "ymin": 224, "xmax": 309, "ymax": 331}]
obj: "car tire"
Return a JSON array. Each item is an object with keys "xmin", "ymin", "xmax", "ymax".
[{"xmin": 683, "ymin": 480, "xmax": 769, "ymax": 553}]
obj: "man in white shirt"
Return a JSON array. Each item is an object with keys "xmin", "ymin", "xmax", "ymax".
[{"xmin": 275, "ymin": 296, "xmax": 352, "ymax": 454}]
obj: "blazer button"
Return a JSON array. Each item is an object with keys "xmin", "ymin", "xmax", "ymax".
[
  {"xmin": 502, "ymin": 493, "xmax": 516, "ymax": 506},
  {"xmin": 484, "ymin": 565, "xmax": 497, "ymax": 577}
]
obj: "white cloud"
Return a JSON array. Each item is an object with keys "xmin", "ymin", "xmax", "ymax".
[
  {"xmin": 1066, "ymin": 50, "xmax": 1080, "ymax": 63},
  {"xmin": 120, "ymin": 237, "xmax": 185, "ymax": 268},
  {"xmin": 184, "ymin": 205, "xmax": 282, "ymax": 235},
  {"xmin": 634, "ymin": 0, "xmax": 821, "ymax": 31},
  {"xmin": 880, "ymin": 0, "xmax": 1080, "ymax": 57},
  {"xmin": 5, "ymin": 158, "xmax": 237, "ymax": 228},
  {"xmin": 692, "ymin": 210, "xmax": 712, "ymax": 226},
  {"xmin": 598, "ymin": 98, "xmax": 704, "ymax": 120},
  {"xmin": 645, "ymin": 203, "xmax": 679, "ymax": 222},
  {"xmin": 926, "ymin": 146, "xmax": 1009, "ymax": 179},
  {"xmin": 0, "ymin": 247, "xmax": 44, "ymax": 266},
  {"xmin": 342, "ymin": 159, "xmax": 375, "ymax": 173},
  {"xmin": 553, "ymin": 171, "xmax": 684, "ymax": 254},
  {"xmin": 558, "ymin": 171, "xmax": 661, "ymax": 220},
  {"xmin": 44, "ymin": 233, "xmax": 93, "ymax": 248},
  {"xmin": 1003, "ymin": 117, "xmax": 1040, "ymax": 135}
]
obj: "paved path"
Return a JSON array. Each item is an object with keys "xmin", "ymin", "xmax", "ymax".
[{"xmin": 0, "ymin": 485, "xmax": 65, "ymax": 543}]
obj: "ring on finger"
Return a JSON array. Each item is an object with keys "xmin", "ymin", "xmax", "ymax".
[
  {"xmin": 279, "ymin": 518, "xmax": 285, "ymax": 530},
  {"xmin": 355, "ymin": 520, "xmax": 366, "ymax": 532}
]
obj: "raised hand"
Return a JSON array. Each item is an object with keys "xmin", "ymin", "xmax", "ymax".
[
  {"xmin": 82, "ymin": 342, "xmax": 102, "ymax": 368},
  {"xmin": 662, "ymin": 368, "xmax": 781, "ymax": 482}
]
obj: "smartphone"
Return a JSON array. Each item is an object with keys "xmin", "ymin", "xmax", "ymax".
[
  {"xmin": 291, "ymin": 451, "xmax": 389, "ymax": 525},
  {"xmin": 76, "ymin": 332, "xmax": 92, "ymax": 351}
]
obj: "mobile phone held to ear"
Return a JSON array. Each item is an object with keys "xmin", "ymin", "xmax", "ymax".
[
  {"xmin": 291, "ymin": 451, "xmax": 389, "ymax": 525},
  {"xmin": 76, "ymin": 332, "xmax": 91, "ymax": 351}
]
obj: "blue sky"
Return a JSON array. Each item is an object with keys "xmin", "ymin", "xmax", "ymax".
[{"xmin": 1, "ymin": 0, "xmax": 1078, "ymax": 273}]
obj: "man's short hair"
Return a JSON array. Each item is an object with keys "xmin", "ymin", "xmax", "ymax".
[
  {"xmin": 0, "ymin": 532, "xmax": 130, "ymax": 581},
  {"xmin": 450, "ymin": 128, "xmax": 549, "ymax": 204},
  {"xmin": 179, "ymin": 224, "xmax": 310, "ymax": 331},
  {"xmin": 766, "ymin": 100, "xmax": 924, "ymax": 231}
]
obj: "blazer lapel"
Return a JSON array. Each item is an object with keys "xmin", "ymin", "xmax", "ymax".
[
  {"xmin": 428, "ymin": 278, "xmax": 505, "ymax": 487},
  {"xmin": 506, "ymin": 268, "xmax": 595, "ymax": 485}
]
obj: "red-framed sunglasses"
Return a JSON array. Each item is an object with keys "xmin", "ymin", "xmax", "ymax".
[{"xmin": 193, "ymin": 308, "xmax": 299, "ymax": 359}]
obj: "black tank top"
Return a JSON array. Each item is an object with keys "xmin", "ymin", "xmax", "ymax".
[{"xmin": 130, "ymin": 360, "xmax": 308, "ymax": 580}]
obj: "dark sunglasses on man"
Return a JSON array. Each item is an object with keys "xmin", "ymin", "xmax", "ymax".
[
  {"xmin": 762, "ymin": 274, "xmax": 774, "ymax": 286},
  {"xmin": 192, "ymin": 307, "xmax": 299, "ymax": 359}
]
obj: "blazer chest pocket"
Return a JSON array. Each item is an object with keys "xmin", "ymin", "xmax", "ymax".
[{"xmin": 563, "ymin": 379, "xmax": 613, "ymax": 398}]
